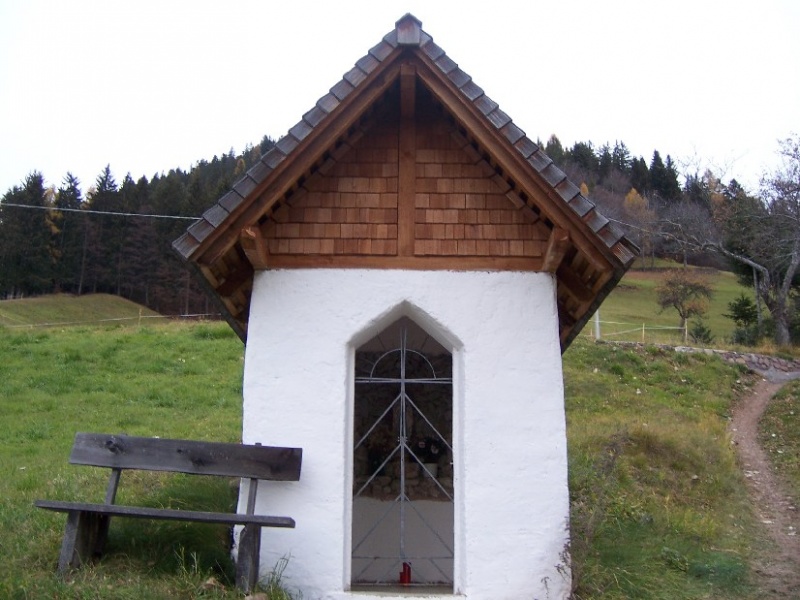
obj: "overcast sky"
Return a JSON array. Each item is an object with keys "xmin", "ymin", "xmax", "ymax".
[{"xmin": 1, "ymin": 0, "xmax": 798, "ymax": 201}]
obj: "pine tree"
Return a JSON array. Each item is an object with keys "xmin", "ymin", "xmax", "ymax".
[
  {"xmin": 84, "ymin": 165, "xmax": 122, "ymax": 293},
  {"xmin": 0, "ymin": 185, "xmax": 25, "ymax": 297},
  {"xmin": 567, "ymin": 141, "xmax": 598, "ymax": 174},
  {"xmin": 545, "ymin": 134, "xmax": 565, "ymax": 165},
  {"xmin": 663, "ymin": 155, "xmax": 682, "ymax": 201},
  {"xmin": 630, "ymin": 157, "xmax": 650, "ymax": 193},
  {"xmin": 611, "ymin": 141, "xmax": 631, "ymax": 173},
  {"xmin": 52, "ymin": 173, "xmax": 84, "ymax": 293},
  {"xmin": 117, "ymin": 174, "xmax": 148, "ymax": 300},
  {"xmin": 120, "ymin": 176, "xmax": 161, "ymax": 306},
  {"xmin": 148, "ymin": 171, "xmax": 194, "ymax": 313},
  {"xmin": 649, "ymin": 150, "xmax": 668, "ymax": 199},
  {"xmin": 648, "ymin": 151, "xmax": 682, "ymax": 204},
  {"xmin": 259, "ymin": 135, "xmax": 276, "ymax": 156},
  {"xmin": 0, "ymin": 173, "xmax": 53, "ymax": 296},
  {"xmin": 597, "ymin": 144, "xmax": 612, "ymax": 182}
]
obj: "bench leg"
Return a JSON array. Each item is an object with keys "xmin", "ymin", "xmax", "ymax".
[
  {"xmin": 94, "ymin": 514, "xmax": 112, "ymax": 556},
  {"xmin": 235, "ymin": 524, "xmax": 261, "ymax": 592},
  {"xmin": 57, "ymin": 511, "xmax": 104, "ymax": 574}
]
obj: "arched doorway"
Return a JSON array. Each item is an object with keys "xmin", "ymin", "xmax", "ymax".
[{"xmin": 351, "ymin": 316, "xmax": 454, "ymax": 590}]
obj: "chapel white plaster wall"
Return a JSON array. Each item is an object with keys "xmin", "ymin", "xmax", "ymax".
[{"xmin": 240, "ymin": 268, "xmax": 571, "ymax": 600}]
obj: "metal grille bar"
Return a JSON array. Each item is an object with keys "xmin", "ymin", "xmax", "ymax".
[{"xmin": 352, "ymin": 319, "xmax": 454, "ymax": 586}]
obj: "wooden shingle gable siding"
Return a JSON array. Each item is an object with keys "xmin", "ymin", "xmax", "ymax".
[
  {"xmin": 243, "ymin": 84, "xmax": 552, "ymax": 270},
  {"xmin": 413, "ymin": 111, "xmax": 547, "ymax": 258},
  {"xmin": 266, "ymin": 115, "xmax": 400, "ymax": 258},
  {"xmin": 173, "ymin": 14, "xmax": 638, "ymax": 350}
]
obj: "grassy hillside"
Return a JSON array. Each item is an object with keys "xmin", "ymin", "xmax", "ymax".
[
  {"xmin": 566, "ymin": 341, "xmax": 761, "ymax": 599},
  {"xmin": 0, "ymin": 293, "xmax": 162, "ymax": 329},
  {"xmin": 593, "ymin": 262, "xmax": 753, "ymax": 346},
  {"xmin": 0, "ymin": 310, "xmax": 772, "ymax": 598}
]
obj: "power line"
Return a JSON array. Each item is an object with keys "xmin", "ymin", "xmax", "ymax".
[{"xmin": 0, "ymin": 202, "xmax": 200, "ymax": 221}]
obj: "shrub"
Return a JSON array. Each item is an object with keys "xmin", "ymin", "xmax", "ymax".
[{"xmin": 689, "ymin": 318, "xmax": 714, "ymax": 345}]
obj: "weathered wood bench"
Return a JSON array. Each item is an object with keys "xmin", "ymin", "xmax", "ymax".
[{"xmin": 35, "ymin": 432, "xmax": 302, "ymax": 592}]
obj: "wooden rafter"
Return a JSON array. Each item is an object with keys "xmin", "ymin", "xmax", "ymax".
[
  {"xmin": 216, "ymin": 259, "xmax": 253, "ymax": 298},
  {"xmin": 556, "ymin": 264, "xmax": 594, "ymax": 305},
  {"xmin": 542, "ymin": 228, "xmax": 570, "ymax": 273},
  {"xmin": 240, "ymin": 225, "xmax": 270, "ymax": 270}
]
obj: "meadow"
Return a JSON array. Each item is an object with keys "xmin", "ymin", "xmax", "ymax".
[
  {"xmin": 0, "ymin": 293, "xmax": 162, "ymax": 329},
  {"xmin": 0, "ymin": 283, "xmax": 791, "ymax": 598},
  {"xmin": 587, "ymin": 260, "xmax": 753, "ymax": 346}
]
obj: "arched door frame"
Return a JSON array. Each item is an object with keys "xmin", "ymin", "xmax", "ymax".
[{"xmin": 345, "ymin": 305, "xmax": 464, "ymax": 593}]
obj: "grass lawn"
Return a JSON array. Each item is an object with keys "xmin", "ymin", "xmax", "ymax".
[
  {"xmin": 0, "ymin": 320, "xmax": 249, "ymax": 599},
  {"xmin": 0, "ymin": 304, "xmax": 771, "ymax": 598}
]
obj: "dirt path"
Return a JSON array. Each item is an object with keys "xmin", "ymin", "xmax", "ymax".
[{"xmin": 730, "ymin": 374, "xmax": 800, "ymax": 598}]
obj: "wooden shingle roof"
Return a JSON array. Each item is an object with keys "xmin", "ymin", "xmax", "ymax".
[{"xmin": 173, "ymin": 14, "xmax": 638, "ymax": 351}]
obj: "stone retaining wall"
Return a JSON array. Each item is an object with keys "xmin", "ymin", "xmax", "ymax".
[
  {"xmin": 605, "ymin": 340, "xmax": 800, "ymax": 379},
  {"xmin": 673, "ymin": 346, "xmax": 800, "ymax": 379}
]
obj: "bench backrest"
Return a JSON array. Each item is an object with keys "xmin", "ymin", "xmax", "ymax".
[{"xmin": 69, "ymin": 433, "xmax": 302, "ymax": 481}]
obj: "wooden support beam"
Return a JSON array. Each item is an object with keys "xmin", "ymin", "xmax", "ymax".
[
  {"xmin": 216, "ymin": 257, "xmax": 253, "ymax": 297},
  {"xmin": 556, "ymin": 265, "xmax": 594, "ymax": 304},
  {"xmin": 400, "ymin": 63, "xmax": 416, "ymax": 119},
  {"xmin": 542, "ymin": 227, "xmax": 570, "ymax": 273},
  {"xmin": 263, "ymin": 253, "xmax": 543, "ymax": 271},
  {"xmin": 240, "ymin": 226, "xmax": 269, "ymax": 270},
  {"xmin": 398, "ymin": 63, "xmax": 416, "ymax": 256}
]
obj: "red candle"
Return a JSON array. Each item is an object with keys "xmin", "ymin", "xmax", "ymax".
[{"xmin": 401, "ymin": 562, "xmax": 411, "ymax": 584}]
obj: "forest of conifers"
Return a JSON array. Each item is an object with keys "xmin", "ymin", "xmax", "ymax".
[
  {"xmin": 0, "ymin": 136, "xmax": 277, "ymax": 315},
  {"xmin": 0, "ymin": 133, "xmax": 763, "ymax": 318}
]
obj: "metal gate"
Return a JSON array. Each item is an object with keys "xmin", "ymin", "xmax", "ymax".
[{"xmin": 352, "ymin": 319, "xmax": 453, "ymax": 588}]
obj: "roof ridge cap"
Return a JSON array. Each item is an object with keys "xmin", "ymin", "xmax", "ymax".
[{"xmin": 395, "ymin": 13, "xmax": 422, "ymax": 46}]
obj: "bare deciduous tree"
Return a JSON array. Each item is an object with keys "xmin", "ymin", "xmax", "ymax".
[
  {"xmin": 656, "ymin": 268, "xmax": 713, "ymax": 329},
  {"xmin": 659, "ymin": 135, "xmax": 800, "ymax": 346}
]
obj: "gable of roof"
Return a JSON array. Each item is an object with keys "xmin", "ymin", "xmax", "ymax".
[{"xmin": 173, "ymin": 14, "xmax": 638, "ymax": 351}]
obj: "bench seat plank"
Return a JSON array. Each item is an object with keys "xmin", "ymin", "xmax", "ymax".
[
  {"xmin": 35, "ymin": 500, "xmax": 295, "ymax": 528},
  {"xmin": 70, "ymin": 433, "xmax": 301, "ymax": 480}
]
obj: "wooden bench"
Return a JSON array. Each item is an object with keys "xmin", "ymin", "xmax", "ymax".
[{"xmin": 35, "ymin": 432, "xmax": 302, "ymax": 592}]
